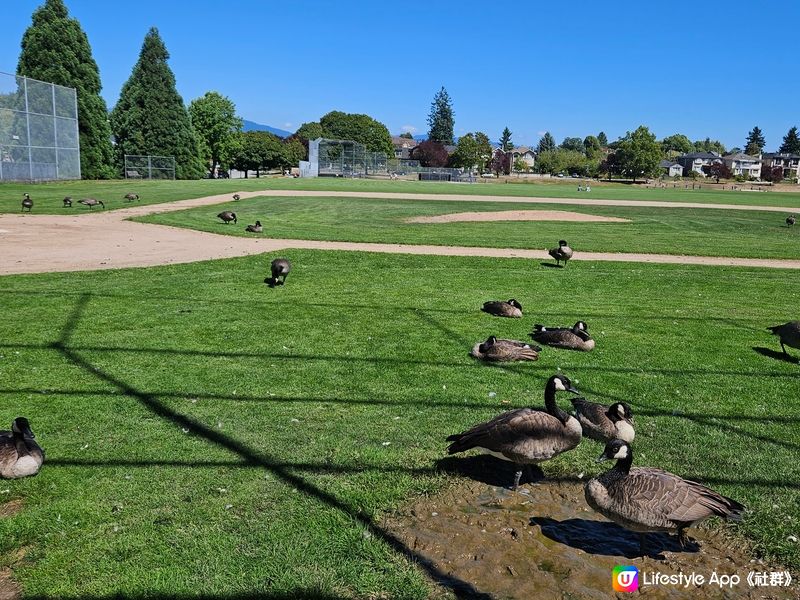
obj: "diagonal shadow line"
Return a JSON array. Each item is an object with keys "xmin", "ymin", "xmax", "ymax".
[{"xmin": 48, "ymin": 301, "xmax": 490, "ymax": 599}]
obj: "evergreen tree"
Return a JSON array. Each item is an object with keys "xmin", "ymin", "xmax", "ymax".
[
  {"xmin": 779, "ymin": 126, "xmax": 800, "ymax": 155},
  {"xmin": 536, "ymin": 131, "xmax": 556, "ymax": 154},
  {"xmin": 17, "ymin": 0, "xmax": 114, "ymax": 179},
  {"xmin": 427, "ymin": 87, "xmax": 454, "ymax": 145},
  {"xmin": 110, "ymin": 28, "xmax": 204, "ymax": 179},
  {"xmin": 499, "ymin": 127, "xmax": 513, "ymax": 151},
  {"xmin": 744, "ymin": 126, "xmax": 765, "ymax": 156},
  {"xmin": 597, "ymin": 131, "xmax": 608, "ymax": 147}
]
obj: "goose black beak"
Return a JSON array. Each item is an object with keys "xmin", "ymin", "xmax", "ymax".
[
  {"xmin": 596, "ymin": 455, "xmax": 609, "ymax": 463},
  {"xmin": 567, "ymin": 386, "xmax": 580, "ymax": 394}
]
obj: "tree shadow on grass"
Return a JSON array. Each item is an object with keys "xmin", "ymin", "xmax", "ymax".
[{"xmin": 753, "ymin": 346, "xmax": 799, "ymax": 365}]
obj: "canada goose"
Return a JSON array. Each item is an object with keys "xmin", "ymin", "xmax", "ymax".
[
  {"xmin": 21, "ymin": 193, "xmax": 32, "ymax": 212},
  {"xmin": 530, "ymin": 321, "xmax": 595, "ymax": 351},
  {"xmin": 245, "ymin": 220, "xmax": 263, "ymax": 233},
  {"xmin": 0, "ymin": 417, "xmax": 44, "ymax": 479},
  {"xmin": 585, "ymin": 440, "xmax": 744, "ymax": 552},
  {"xmin": 767, "ymin": 321, "xmax": 800, "ymax": 356},
  {"xmin": 787, "ymin": 215, "xmax": 796, "ymax": 227},
  {"xmin": 78, "ymin": 198, "xmax": 104, "ymax": 209},
  {"xmin": 471, "ymin": 336, "xmax": 541, "ymax": 362},
  {"xmin": 217, "ymin": 211, "xmax": 237, "ymax": 224},
  {"xmin": 548, "ymin": 240, "xmax": 573, "ymax": 266},
  {"xmin": 570, "ymin": 398, "xmax": 634, "ymax": 443},
  {"xmin": 124, "ymin": 193, "xmax": 140, "ymax": 202},
  {"xmin": 63, "ymin": 196, "xmax": 72, "ymax": 207},
  {"xmin": 481, "ymin": 299, "xmax": 523, "ymax": 318},
  {"xmin": 233, "ymin": 194, "xmax": 241, "ymax": 201},
  {"xmin": 270, "ymin": 258, "xmax": 291, "ymax": 285},
  {"xmin": 446, "ymin": 374, "xmax": 582, "ymax": 488}
]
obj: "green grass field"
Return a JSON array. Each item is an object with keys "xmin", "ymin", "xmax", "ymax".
[
  {"xmin": 3, "ymin": 177, "xmax": 800, "ymax": 214},
  {"xmin": 1, "ymin": 251, "xmax": 798, "ymax": 598},
  {"xmin": 140, "ymin": 195, "xmax": 800, "ymax": 259}
]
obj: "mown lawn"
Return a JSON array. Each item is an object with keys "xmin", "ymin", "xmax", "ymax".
[
  {"xmin": 139, "ymin": 195, "xmax": 800, "ymax": 259},
  {"xmin": 0, "ymin": 251, "xmax": 798, "ymax": 598},
  {"xmin": 2, "ymin": 176, "xmax": 800, "ymax": 214}
]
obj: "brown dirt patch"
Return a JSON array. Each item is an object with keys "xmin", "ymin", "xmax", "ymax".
[
  {"xmin": 0, "ymin": 499, "xmax": 22, "ymax": 519},
  {"xmin": 405, "ymin": 210, "xmax": 630, "ymax": 224},
  {"xmin": 0, "ymin": 569, "xmax": 21, "ymax": 600},
  {"xmin": 382, "ymin": 458, "xmax": 795, "ymax": 599}
]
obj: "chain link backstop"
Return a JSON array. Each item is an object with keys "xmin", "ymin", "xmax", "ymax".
[
  {"xmin": 124, "ymin": 155, "xmax": 176, "ymax": 180},
  {"xmin": 0, "ymin": 71, "xmax": 81, "ymax": 181}
]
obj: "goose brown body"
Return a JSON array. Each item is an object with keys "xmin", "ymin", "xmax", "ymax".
[
  {"xmin": 245, "ymin": 220, "xmax": 263, "ymax": 233},
  {"xmin": 471, "ymin": 336, "xmax": 541, "ymax": 362},
  {"xmin": 530, "ymin": 322, "xmax": 594, "ymax": 351},
  {"xmin": 768, "ymin": 321, "xmax": 800, "ymax": 354},
  {"xmin": 78, "ymin": 198, "xmax": 104, "ymax": 209},
  {"xmin": 570, "ymin": 398, "xmax": 634, "ymax": 442},
  {"xmin": 548, "ymin": 240, "xmax": 573, "ymax": 266},
  {"xmin": 124, "ymin": 193, "xmax": 139, "ymax": 201},
  {"xmin": 787, "ymin": 215, "xmax": 796, "ymax": 227},
  {"xmin": 21, "ymin": 194, "xmax": 33, "ymax": 212},
  {"xmin": 0, "ymin": 418, "xmax": 44, "ymax": 480},
  {"xmin": 481, "ymin": 299, "xmax": 523, "ymax": 318},
  {"xmin": 217, "ymin": 211, "xmax": 237, "ymax": 224},
  {"xmin": 585, "ymin": 440, "xmax": 744, "ymax": 549}
]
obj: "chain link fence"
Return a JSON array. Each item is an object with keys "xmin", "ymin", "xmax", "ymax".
[
  {"xmin": 124, "ymin": 155, "xmax": 176, "ymax": 180},
  {"xmin": 0, "ymin": 71, "xmax": 81, "ymax": 181}
]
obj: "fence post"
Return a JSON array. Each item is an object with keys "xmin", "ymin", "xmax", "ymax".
[{"xmin": 23, "ymin": 77, "xmax": 33, "ymax": 181}]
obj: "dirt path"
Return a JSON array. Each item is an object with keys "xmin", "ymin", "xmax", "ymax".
[{"xmin": 2, "ymin": 190, "xmax": 799, "ymax": 276}]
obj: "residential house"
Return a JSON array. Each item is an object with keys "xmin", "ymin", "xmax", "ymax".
[
  {"xmin": 723, "ymin": 153, "xmax": 762, "ymax": 179},
  {"xmin": 658, "ymin": 159, "xmax": 683, "ymax": 177},
  {"xmin": 391, "ymin": 136, "xmax": 417, "ymax": 159},
  {"xmin": 761, "ymin": 153, "xmax": 800, "ymax": 181},
  {"xmin": 675, "ymin": 151, "xmax": 722, "ymax": 176},
  {"xmin": 510, "ymin": 146, "xmax": 536, "ymax": 170}
]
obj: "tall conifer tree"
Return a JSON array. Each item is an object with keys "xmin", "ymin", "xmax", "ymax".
[
  {"xmin": 17, "ymin": 0, "xmax": 114, "ymax": 179},
  {"xmin": 427, "ymin": 87, "xmax": 454, "ymax": 145},
  {"xmin": 111, "ymin": 28, "xmax": 204, "ymax": 179}
]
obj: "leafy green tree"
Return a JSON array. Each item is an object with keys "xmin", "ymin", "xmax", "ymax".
[
  {"xmin": 110, "ymin": 28, "xmax": 204, "ymax": 179},
  {"xmin": 536, "ymin": 132, "xmax": 556, "ymax": 154},
  {"xmin": 427, "ymin": 87, "xmax": 454, "ymax": 145},
  {"xmin": 614, "ymin": 125, "xmax": 662, "ymax": 182},
  {"xmin": 661, "ymin": 134, "xmax": 693, "ymax": 156},
  {"xmin": 744, "ymin": 126, "xmax": 765, "ymax": 156},
  {"xmin": 499, "ymin": 127, "xmax": 513, "ymax": 151},
  {"xmin": 779, "ymin": 126, "xmax": 800, "ymax": 154},
  {"xmin": 560, "ymin": 137, "xmax": 585, "ymax": 153},
  {"xmin": 295, "ymin": 121, "xmax": 325, "ymax": 141},
  {"xmin": 451, "ymin": 132, "xmax": 492, "ymax": 173},
  {"xmin": 189, "ymin": 92, "xmax": 242, "ymax": 178},
  {"xmin": 399, "ymin": 132, "xmax": 414, "ymax": 139},
  {"xmin": 17, "ymin": 0, "xmax": 114, "ymax": 178},
  {"xmin": 281, "ymin": 136, "xmax": 306, "ymax": 169},
  {"xmin": 229, "ymin": 131, "xmax": 283, "ymax": 177},
  {"xmin": 693, "ymin": 137, "xmax": 726, "ymax": 155},
  {"xmin": 319, "ymin": 111, "xmax": 393, "ymax": 155},
  {"xmin": 597, "ymin": 131, "xmax": 608, "ymax": 147},
  {"xmin": 512, "ymin": 157, "xmax": 527, "ymax": 173},
  {"xmin": 583, "ymin": 135, "xmax": 601, "ymax": 158}
]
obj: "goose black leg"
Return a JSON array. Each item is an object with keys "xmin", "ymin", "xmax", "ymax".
[
  {"xmin": 678, "ymin": 528, "xmax": 689, "ymax": 549},
  {"xmin": 781, "ymin": 341, "xmax": 787, "ymax": 355},
  {"xmin": 510, "ymin": 468, "xmax": 523, "ymax": 490}
]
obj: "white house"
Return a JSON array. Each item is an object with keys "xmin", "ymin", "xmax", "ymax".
[
  {"xmin": 761, "ymin": 153, "xmax": 800, "ymax": 182},
  {"xmin": 509, "ymin": 146, "xmax": 535, "ymax": 170},
  {"xmin": 658, "ymin": 159, "xmax": 684, "ymax": 177},
  {"xmin": 723, "ymin": 153, "xmax": 762, "ymax": 179},
  {"xmin": 675, "ymin": 151, "xmax": 722, "ymax": 176}
]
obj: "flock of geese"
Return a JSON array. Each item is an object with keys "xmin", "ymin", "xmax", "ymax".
[
  {"xmin": 19, "ymin": 192, "xmax": 141, "ymax": 211},
  {"xmin": 446, "ymin": 289, "xmax": 799, "ymax": 553}
]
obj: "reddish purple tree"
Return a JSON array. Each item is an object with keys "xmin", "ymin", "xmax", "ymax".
[
  {"xmin": 490, "ymin": 149, "xmax": 511, "ymax": 176},
  {"xmin": 761, "ymin": 165, "xmax": 784, "ymax": 183},
  {"xmin": 702, "ymin": 161, "xmax": 732, "ymax": 182},
  {"xmin": 410, "ymin": 140, "xmax": 449, "ymax": 167}
]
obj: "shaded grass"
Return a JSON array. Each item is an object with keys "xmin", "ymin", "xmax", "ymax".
[
  {"xmin": 2, "ymin": 177, "xmax": 800, "ymax": 214},
  {"xmin": 0, "ymin": 251, "xmax": 798, "ymax": 598},
  {"xmin": 139, "ymin": 195, "xmax": 800, "ymax": 259}
]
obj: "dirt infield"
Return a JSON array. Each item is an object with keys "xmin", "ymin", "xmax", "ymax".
[
  {"xmin": 405, "ymin": 210, "xmax": 630, "ymax": 224},
  {"xmin": 2, "ymin": 189, "xmax": 800, "ymax": 275}
]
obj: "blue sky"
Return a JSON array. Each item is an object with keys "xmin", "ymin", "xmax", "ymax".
[{"xmin": 2, "ymin": 0, "xmax": 798, "ymax": 149}]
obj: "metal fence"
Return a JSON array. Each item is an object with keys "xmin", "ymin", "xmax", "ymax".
[
  {"xmin": 0, "ymin": 71, "xmax": 81, "ymax": 181},
  {"xmin": 124, "ymin": 155, "xmax": 176, "ymax": 180}
]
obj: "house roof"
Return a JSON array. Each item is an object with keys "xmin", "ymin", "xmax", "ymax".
[
  {"xmin": 511, "ymin": 146, "xmax": 534, "ymax": 155},
  {"xmin": 763, "ymin": 152, "xmax": 800, "ymax": 160},
  {"xmin": 391, "ymin": 136, "xmax": 417, "ymax": 148},
  {"xmin": 723, "ymin": 152, "xmax": 760, "ymax": 161},
  {"xmin": 659, "ymin": 160, "xmax": 679, "ymax": 168},
  {"xmin": 678, "ymin": 152, "xmax": 721, "ymax": 160}
]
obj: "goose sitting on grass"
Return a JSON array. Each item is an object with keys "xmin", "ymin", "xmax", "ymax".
[
  {"xmin": 245, "ymin": 220, "xmax": 263, "ymax": 233},
  {"xmin": 0, "ymin": 417, "xmax": 44, "ymax": 480},
  {"xmin": 446, "ymin": 374, "xmax": 582, "ymax": 489},
  {"xmin": 530, "ymin": 321, "xmax": 595, "ymax": 351},
  {"xmin": 471, "ymin": 336, "xmax": 541, "ymax": 362},
  {"xmin": 585, "ymin": 439, "xmax": 744, "ymax": 553},
  {"xmin": 481, "ymin": 299, "xmax": 523, "ymax": 318},
  {"xmin": 570, "ymin": 398, "xmax": 634, "ymax": 443}
]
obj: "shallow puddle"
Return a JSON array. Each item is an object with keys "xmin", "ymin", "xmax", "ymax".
[{"xmin": 383, "ymin": 457, "xmax": 796, "ymax": 599}]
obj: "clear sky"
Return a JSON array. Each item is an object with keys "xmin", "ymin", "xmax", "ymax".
[{"xmin": 1, "ymin": 0, "xmax": 798, "ymax": 149}]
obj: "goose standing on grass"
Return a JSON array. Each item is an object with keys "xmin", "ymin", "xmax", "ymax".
[
  {"xmin": 787, "ymin": 215, "xmax": 796, "ymax": 227},
  {"xmin": 585, "ymin": 440, "xmax": 744, "ymax": 553},
  {"xmin": 124, "ymin": 193, "xmax": 139, "ymax": 202},
  {"xmin": 471, "ymin": 336, "xmax": 541, "ymax": 362},
  {"xmin": 0, "ymin": 417, "xmax": 44, "ymax": 479},
  {"xmin": 548, "ymin": 240, "xmax": 573, "ymax": 266},
  {"xmin": 21, "ymin": 193, "xmax": 33, "ymax": 212},
  {"xmin": 78, "ymin": 198, "xmax": 104, "ymax": 209},
  {"xmin": 767, "ymin": 320, "xmax": 800, "ymax": 356},
  {"xmin": 481, "ymin": 299, "xmax": 523, "ymax": 318},
  {"xmin": 233, "ymin": 194, "xmax": 241, "ymax": 201},
  {"xmin": 571, "ymin": 398, "xmax": 634, "ymax": 442},
  {"xmin": 530, "ymin": 321, "xmax": 595, "ymax": 351},
  {"xmin": 63, "ymin": 196, "xmax": 72, "ymax": 208},
  {"xmin": 217, "ymin": 211, "xmax": 237, "ymax": 224},
  {"xmin": 245, "ymin": 220, "xmax": 263, "ymax": 233},
  {"xmin": 446, "ymin": 374, "xmax": 583, "ymax": 489},
  {"xmin": 269, "ymin": 258, "xmax": 291, "ymax": 286}
]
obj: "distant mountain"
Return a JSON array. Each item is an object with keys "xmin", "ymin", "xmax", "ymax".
[{"xmin": 242, "ymin": 119, "xmax": 292, "ymax": 138}]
